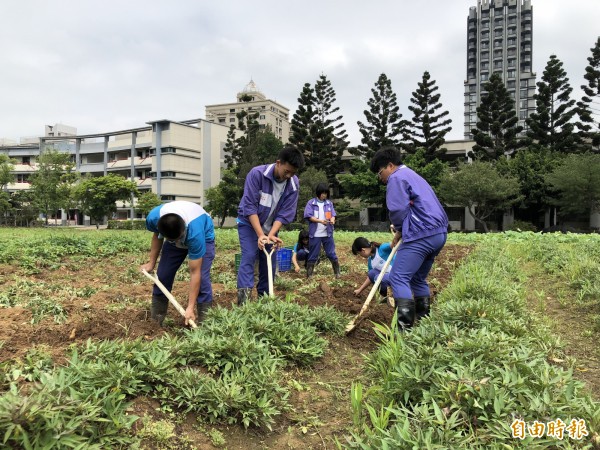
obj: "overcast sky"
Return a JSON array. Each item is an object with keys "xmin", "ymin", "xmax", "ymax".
[{"xmin": 1, "ymin": 0, "xmax": 599, "ymax": 145}]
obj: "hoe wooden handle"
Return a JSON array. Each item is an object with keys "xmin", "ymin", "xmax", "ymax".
[
  {"xmin": 142, "ymin": 269, "xmax": 198, "ymax": 329},
  {"xmin": 345, "ymin": 240, "xmax": 401, "ymax": 334}
]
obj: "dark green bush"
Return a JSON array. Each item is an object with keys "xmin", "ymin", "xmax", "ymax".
[{"xmin": 107, "ymin": 219, "xmax": 146, "ymax": 230}]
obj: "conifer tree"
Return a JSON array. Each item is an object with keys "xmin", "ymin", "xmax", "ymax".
[
  {"xmin": 526, "ymin": 55, "xmax": 580, "ymax": 152},
  {"xmin": 290, "ymin": 83, "xmax": 317, "ymax": 164},
  {"xmin": 577, "ymin": 37, "xmax": 600, "ymax": 151},
  {"xmin": 356, "ymin": 73, "xmax": 405, "ymax": 160},
  {"xmin": 404, "ymin": 71, "xmax": 452, "ymax": 162},
  {"xmin": 470, "ymin": 73, "xmax": 523, "ymax": 160},
  {"xmin": 312, "ymin": 74, "xmax": 349, "ymax": 186},
  {"xmin": 223, "ymin": 125, "xmax": 240, "ymax": 171}
]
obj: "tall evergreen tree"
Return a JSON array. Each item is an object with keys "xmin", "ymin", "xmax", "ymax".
[
  {"xmin": 290, "ymin": 82, "xmax": 317, "ymax": 163},
  {"xmin": 223, "ymin": 125, "xmax": 240, "ymax": 171},
  {"xmin": 526, "ymin": 55, "xmax": 580, "ymax": 152},
  {"xmin": 470, "ymin": 73, "xmax": 523, "ymax": 160},
  {"xmin": 404, "ymin": 71, "xmax": 452, "ymax": 162},
  {"xmin": 356, "ymin": 73, "xmax": 405, "ymax": 160},
  {"xmin": 312, "ymin": 74, "xmax": 349, "ymax": 186},
  {"xmin": 577, "ymin": 37, "xmax": 600, "ymax": 151}
]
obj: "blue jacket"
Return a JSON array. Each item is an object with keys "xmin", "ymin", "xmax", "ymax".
[
  {"xmin": 387, "ymin": 165, "xmax": 448, "ymax": 243},
  {"xmin": 237, "ymin": 163, "xmax": 300, "ymax": 226},
  {"xmin": 303, "ymin": 198, "xmax": 336, "ymax": 238},
  {"xmin": 146, "ymin": 201, "xmax": 215, "ymax": 260}
]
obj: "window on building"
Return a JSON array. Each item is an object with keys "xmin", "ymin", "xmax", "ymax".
[
  {"xmin": 508, "ymin": 27, "xmax": 516, "ymax": 35},
  {"xmin": 494, "ymin": 30, "xmax": 503, "ymax": 37},
  {"xmin": 162, "ymin": 147, "xmax": 176, "ymax": 154},
  {"xmin": 161, "ymin": 195, "xmax": 176, "ymax": 201},
  {"xmin": 521, "ymin": 64, "xmax": 531, "ymax": 72},
  {"xmin": 161, "ymin": 171, "xmax": 176, "ymax": 177},
  {"xmin": 218, "ymin": 118, "xmax": 225, "ymax": 123},
  {"xmin": 507, "ymin": 80, "xmax": 516, "ymax": 89},
  {"xmin": 481, "ymin": 73, "xmax": 488, "ymax": 81},
  {"xmin": 520, "ymin": 79, "xmax": 529, "ymax": 88},
  {"xmin": 481, "ymin": 42, "xmax": 489, "ymax": 49},
  {"xmin": 481, "ymin": 62, "xmax": 489, "ymax": 70},
  {"xmin": 481, "ymin": 31, "xmax": 489, "ymax": 39},
  {"xmin": 481, "ymin": 51, "xmax": 489, "ymax": 59},
  {"xmin": 259, "ymin": 115, "xmax": 266, "ymax": 120},
  {"xmin": 494, "ymin": 61, "xmax": 503, "ymax": 69},
  {"xmin": 520, "ymin": 99, "xmax": 528, "ymax": 109},
  {"xmin": 494, "ymin": 40, "xmax": 503, "ymax": 48},
  {"xmin": 22, "ymin": 156, "xmax": 30, "ymax": 165},
  {"xmin": 229, "ymin": 118, "xmax": 235, "ymax": 123},
  {"xmin": 229, "ymin": 109, "xmax": 235, "ymax": 113},
  {"xmin": 519, "ymin": 110, "xmax": 527, "ymax": 119},
  {"xmin": 507, "ymin": 59, "xmax": 516, "ymax": 67},
  {"xmin": 507, "ymin": 38, "xmax": 516, "ymax": 46},
  {"xmin": 507, "ymin": 70, "xmax": 516, "ymax": 78}
]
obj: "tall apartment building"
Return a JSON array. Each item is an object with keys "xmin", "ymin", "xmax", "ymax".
[
  {"xmin": 464, "ymin": 0, "xmax": 537, "ymax": 138},
  {"xmin": 205, "ymin": 80, "xmax": 290, "ymax": 143}
]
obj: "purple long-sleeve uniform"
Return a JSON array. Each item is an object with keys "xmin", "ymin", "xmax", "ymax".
[
  {"xmin": 237, "ymin": 163, "xmax": 299, "ymax": 226},
  {"xmin": 387, "ymin": 165, "xmax": 448, "ymax": 243}
]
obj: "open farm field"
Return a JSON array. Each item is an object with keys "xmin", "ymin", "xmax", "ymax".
[{"xmin": 0, "ymin": 228, "xmax": 598, "ymax": 449}]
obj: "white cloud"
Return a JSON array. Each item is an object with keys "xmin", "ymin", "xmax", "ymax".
[{"xmin": 1, "ymin": 0, "xmax": 599, "ymax": 145}]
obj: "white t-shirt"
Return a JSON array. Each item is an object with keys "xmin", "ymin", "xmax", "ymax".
[
  {"xmin": 314, "ymin": 201, "xmax": 328, "ymax": 237},
  {"xmin": 262, "ymin": 179, "xmax": 287, "ymax": 233}
]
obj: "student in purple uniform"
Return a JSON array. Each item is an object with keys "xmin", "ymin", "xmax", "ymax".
[
  {"xmin": 236, "ymin": 145, "xmax": 305, "ymax": 305},
  {"xmin": 141, "ymin": 201, "xmax": 215, "ymax": 326},
  {"xmin": 292, "ymin": 229, "xmax": 310, "ymax": 273},
  {"xmin": 370, "ymin": 146, "xmax": 448, "ymax": 331},
  {"xmin": 303, "ymin": 183, "xmax": 340, "ymax": 278}
]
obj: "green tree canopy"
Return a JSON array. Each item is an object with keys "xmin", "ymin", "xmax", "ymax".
[
  {"xmin": 404, "ymin": 71, "xmax": 452, "ymax": 162},
  {"xmin": 576, "ymin": 37, "xmax": 600, "ymax": 151},
  {"xmin": 135, "ymin": 191, "xmax": 162, "ymax": 216},
  {"xmin": 0, "ymin": 154, "xmax": 15, "ymax": 189},
  {"xmin": 503, "ymin": 146, "xmax": 559, "ymax": 214},
  {"xmin": 339, "ymin": 159, "xmax": 387, "ymax": 212},
  {"xmin": 471, "ymin": 73, "xmax": 523, "ymax": 160},
  {"xmin": 356, "ymin": 73, "xmax": 405, "ymax": 160},
  {"xmin": 546, "ymin": 153, "xmax": 600, "ymax": 218},
  {"xmin": 438, "ymin": 161, "xmax": 522, "ymax": 232},
  {"xmin": 30, "ymin": 149, "xmax": 75, "ymax": 225},
  {"xmin": 526, "ymin": 55, "xmax": 580, "ymax": 152},
  {"xmin": 74, "ymin": 174, "xmax": 138, "ymax": 228},
  {"xmin": 205, "ymin": 169, "xmax": 243, "ymax": 227},
  {"xmin": 402, "ymin": 148, "xmax": 449, "ymax": 194}
]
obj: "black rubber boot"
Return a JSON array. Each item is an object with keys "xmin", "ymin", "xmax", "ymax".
[
  {"xmin": 331, "ymin": 259, "xmax": 341, "ymax": 279},
  {"xmin": 151, "ymin": 295, "xmax": 169, "ymax": 327},
  {"xmin": 237, "ymin": 288, "xmax": 252, "ymax": 306},
  {"xmin": 415, "ymin": 296, "xmax": 431, "ymax": 320},
  {"xmin": 395, "ymin": 298, "xmax": 415, "ymax": 331},
  {"xmin": 197, "ymin": 302, "xmax": 212, "ymax": 322},
  {"xmin": 306, "ymin": 262, "xmax": 315, "ymax": 278},
  {"xmin": 378, "ymin": 285, "xmax": 389, "ymax": 304}
]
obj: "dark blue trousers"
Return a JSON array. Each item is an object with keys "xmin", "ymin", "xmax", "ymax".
[
  {"xmin": 237, "ymin": 223, "xmax": 276, "ymax": 296},
  {"xmin": 389, "ymin": 233, "xmax": 447, "ymax": 299},
  {"xmin": 308, "ymin": 235, "xmax": 337, "ymax": 263},
  {"xmin": 154, "ymin": 240, "xmax": 215, "ymax": 304},
  {"xmin": 368, "ymin": 268, "xmax": 391, "ymax": 292}
]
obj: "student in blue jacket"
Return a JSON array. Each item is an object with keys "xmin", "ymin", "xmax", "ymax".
[
  {"xmin": 303, "ymin": 183, "xmax": 340, "ymax": 278},
  {"xmin": 292, "ymin": 229, "xmax": 310, "ymax": 273},
  {"xmin": 351, "ymin": 237, "xmax": 396, "ymax": 303},
  {"xmin": 141, "ymin": 201, "xmax": 215, "ymax": 326},
  {"xmin": 370, "ymin": 146, "xmax": 448, "ymax": 331},
  {"xmin": 236, "ymin": 145, "xmax": 305, "ymax": 305}
]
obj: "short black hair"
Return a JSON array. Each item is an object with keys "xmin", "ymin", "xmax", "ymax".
[
  {"xmin": 297, "ymin": 229, "xmax": 309, "ymax": 247},
  {"xmin": 157, "ymin": 213, "xmax": 186, "ymax": 240},
  {"xmin": 369, "ymin": 146, "xmax": 402, "ymax": 174},
  {"xmin": 315, "ymin": 182, "xmax": 330, "ymax": 198},
  {"xmin": 278, "ymin": 145, "xmax": 305, "ymax": 170},
  {"xmin": 351, "ymin": 237, "xmax": 371, "ymax": 255}
]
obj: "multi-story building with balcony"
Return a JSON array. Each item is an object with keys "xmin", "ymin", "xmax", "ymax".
[
  {"xmin": 0, "ymin": 119, "xmax": 229, "ymax": 225},
  {"xmin": 464, "ymin": 0, "xmax": 536, "ymax": 138},
  {"xmin": 205, "ymin": 80, "xmax": 290, "ymax": 143}
]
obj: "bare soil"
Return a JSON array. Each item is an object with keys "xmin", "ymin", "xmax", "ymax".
[{"xmin": 0, "ymin": 244, "xmax": 472, "ymax": 449}]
